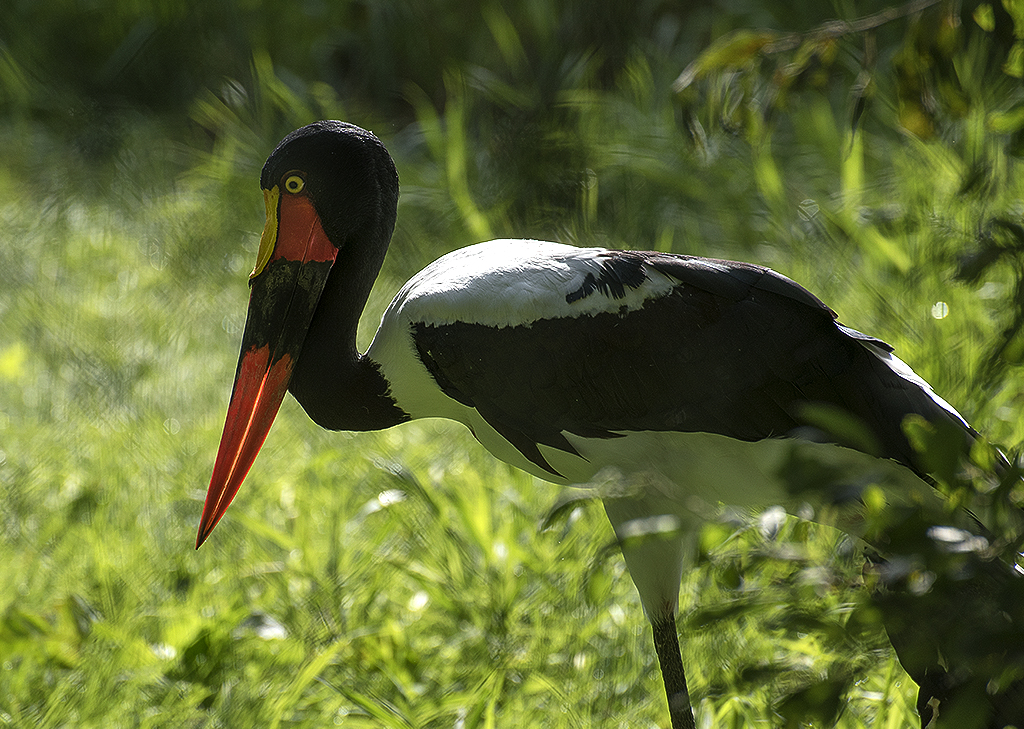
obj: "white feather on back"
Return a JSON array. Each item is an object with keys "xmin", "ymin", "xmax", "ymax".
[{"xmin": 384, "ymin": 239, "xmax": 677, "ymax": 327}]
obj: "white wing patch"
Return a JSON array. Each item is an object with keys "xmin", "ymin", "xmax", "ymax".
[{"xmin": 385, "ymin": 239, "xmax": 677, "ymax": 328}]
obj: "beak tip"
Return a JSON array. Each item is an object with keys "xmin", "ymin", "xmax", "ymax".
[{"xmin": 195, "ymin": 520, "xmax": 215, "ymax": 550}]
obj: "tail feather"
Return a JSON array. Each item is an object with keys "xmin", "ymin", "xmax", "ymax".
[{"xmin": 837, "ymin": 325, "xmax": 980, "ymax": 476}]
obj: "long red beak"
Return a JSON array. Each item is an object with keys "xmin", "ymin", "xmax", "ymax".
[{"xmin": 196, "ymin": 185, "xmax": 338, "ymax": 548}]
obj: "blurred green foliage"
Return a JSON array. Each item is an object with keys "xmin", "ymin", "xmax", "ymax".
[{"xmin": 2, "ymin": 0, "xmax": 1024, "ymax": 726}]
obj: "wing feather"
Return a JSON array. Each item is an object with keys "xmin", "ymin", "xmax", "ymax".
[{"xmin": 408, "ymin": 248, "xmax": 972, "ymax": 475}]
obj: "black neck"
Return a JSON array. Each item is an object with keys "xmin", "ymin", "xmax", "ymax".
[
  {"xmin": 290, "ymin": 351, "xmax": 407, "ymax": 431},
  {"xmin": 287, "ymin": 229, "xmax": 409, "ymax": 432}
]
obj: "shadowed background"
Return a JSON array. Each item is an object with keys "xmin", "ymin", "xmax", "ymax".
[{"xmin": 2, "ymin": 0, "xmax": 1024, "ymax": 726}]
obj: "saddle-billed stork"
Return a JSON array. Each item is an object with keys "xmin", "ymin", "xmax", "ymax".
[{"xmin": 196, "ymin": 121, "xmax": 982, "ymax": 728}]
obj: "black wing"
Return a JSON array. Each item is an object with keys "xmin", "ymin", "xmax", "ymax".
[{"xmin": 412, "ymin": 251, "xmax": 971, "ymax": 477}]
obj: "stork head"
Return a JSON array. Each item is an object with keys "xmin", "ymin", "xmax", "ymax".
[{"xmin": 196, "ymin": 122, "xmax": 398, "ymax": 547}]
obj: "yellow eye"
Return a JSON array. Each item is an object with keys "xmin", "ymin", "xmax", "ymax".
[{"xmin": 283, "ymin": 173, "xmax": 305, "ymax": 194}]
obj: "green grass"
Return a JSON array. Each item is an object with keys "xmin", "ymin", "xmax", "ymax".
[{"xmin": 3, "ymin": 68, "xmax": 1024, "ymax": 727}]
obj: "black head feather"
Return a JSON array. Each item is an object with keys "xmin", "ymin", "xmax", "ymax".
[{"xmin": 260, "ymin": 121, "xmax": 399, "ymax": 252}]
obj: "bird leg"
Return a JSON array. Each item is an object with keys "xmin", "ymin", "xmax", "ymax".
[{"xmin": 652, "ymin": 614, "xmax": 696, "ymax": 729}]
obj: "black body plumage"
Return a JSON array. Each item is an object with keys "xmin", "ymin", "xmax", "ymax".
[{"xmin": 412, "ymin": 250, "xmax": 971, "ymax": 477}]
